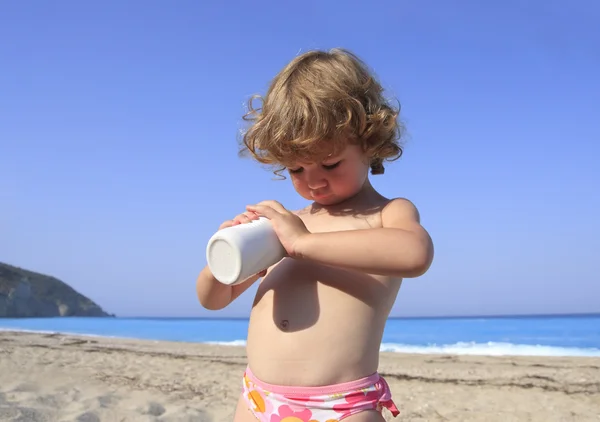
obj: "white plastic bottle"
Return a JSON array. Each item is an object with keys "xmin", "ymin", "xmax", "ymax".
[{"xmin": 206, "ymin": 217, "xmax": 287, "ymax": 285}]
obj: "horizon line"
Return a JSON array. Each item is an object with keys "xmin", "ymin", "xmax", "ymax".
[{"xmin": 110, "ymin": 311, "xmax": 600, "ymax": 320}]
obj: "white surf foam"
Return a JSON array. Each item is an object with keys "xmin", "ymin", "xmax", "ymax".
[
  {"xmin": 379, "ymin": 341, "xmax": 600, "ymax": 357},
  {"xmin": 205, "ymin": 340, "xmax": 247, "ymax": 347},
  {"xmin": 206, "ymin": 339, "xmax": 600, "ymax": 357}
]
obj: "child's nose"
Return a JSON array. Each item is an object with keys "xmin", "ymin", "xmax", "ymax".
[{"xmin": 307, "ymin": 177, "xmax": 327, "ymax": 190}]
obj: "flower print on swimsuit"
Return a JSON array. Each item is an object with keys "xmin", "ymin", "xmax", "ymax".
[
  {"xmin": 268, "ymin": 404, "xmax": 340, "ymax": 422},
  {"xmin": 332, "ymin": 386, "xmax": 380, "ymax": 413},
  {"xmin": 244, "ymin": 374, "xmax": 274, "ymax": 415},
  {"xmin": 269, "ymin": 404, "xmax": 318, "ymax": 422}
]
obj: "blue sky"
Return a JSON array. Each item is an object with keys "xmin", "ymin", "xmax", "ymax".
[{"xmin": 2, "ymin": 1, "xmax": 598, "ymax": 318}]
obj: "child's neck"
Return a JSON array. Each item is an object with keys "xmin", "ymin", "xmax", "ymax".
[{"xmin": 310, "ymin": 179, "xmax": 386, "ymax": 215}]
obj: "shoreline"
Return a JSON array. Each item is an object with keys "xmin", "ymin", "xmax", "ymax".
[
  {"xmin": 2, "ymin": 327, "xmax": 599, "ymax": 358},
  {"xmin": 1, "ymin": 330, "xmax": 599, "ymax": 421}
]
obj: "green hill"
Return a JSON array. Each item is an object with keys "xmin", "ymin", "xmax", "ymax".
[{"xmin": 0, "ymin": 262, "xmax": 113, "ymax": 317}]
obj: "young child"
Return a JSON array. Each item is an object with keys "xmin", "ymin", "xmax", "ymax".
[{"xmin": 196, "ymin": 48, "xmax": 434, "ymax": 422}]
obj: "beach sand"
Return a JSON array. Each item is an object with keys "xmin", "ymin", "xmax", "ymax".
[{"xmin": 0, "ymin": 331, "xmax": 598, "ymax": 421}]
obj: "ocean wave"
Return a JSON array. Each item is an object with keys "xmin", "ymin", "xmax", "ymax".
[
  {"xmin": 205, "ymin": 340, "xmax": 247, "ymax": 347},
  {"xmin": 379, "ymin": 341, "xmax": 600, "ymax": 357},
  {"xmin": 207, "ymin": 339, "xmax": 600, "ymax": 357}
]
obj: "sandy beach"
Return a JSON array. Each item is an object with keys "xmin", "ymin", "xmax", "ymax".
[{"xmin": 0, "ymin": 330, "xmax": 598, "ymax": 422}]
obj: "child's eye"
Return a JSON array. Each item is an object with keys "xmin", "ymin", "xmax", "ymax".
[
  {"xmin": 288, "ymin": 167, "xmax": 303, "ymax": 174},
  {"xmin": 323, "ymin": 161, "xmax": 341, "ymax": 170}
]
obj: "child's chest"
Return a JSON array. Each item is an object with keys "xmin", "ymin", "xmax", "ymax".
[{"xmin": 299, "ymin": 211, "xmax": 382, "ymax": 234}]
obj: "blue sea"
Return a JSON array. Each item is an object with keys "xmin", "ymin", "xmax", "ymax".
[{"xmin": 1, "ymin": 314, "xmax": 599, "ymax": 357}]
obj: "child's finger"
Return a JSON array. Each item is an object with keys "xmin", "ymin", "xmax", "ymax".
[
  {"xmin": 218, "ymin": 220, "xmax": 235, "ymax": 230},
  {"xmin": 246, "ymin": 204, "xmax": 278, "ymax": 219},
  {"xmin": 233, "ymin": 213, "xmax": 251, "ymax": 225},
  {"xmin": 245, "ymin": 211, "xmax": 260, "ymax": 220}
]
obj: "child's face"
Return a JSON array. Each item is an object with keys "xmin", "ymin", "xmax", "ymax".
[{"xmin": 287, "ymin": 144, "xmax": 370, "ymax": 205}]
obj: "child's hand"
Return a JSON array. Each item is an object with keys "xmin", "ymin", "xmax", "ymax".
[
  {"xmin": 218, "ymin": 211, "xmax": 260, "ymax": 230},
  {"xmin": 217, "ymin": 212, "xmax": 267, "ymax": 278},
  {"xmin": 246, "ymin": 200, "xmax": 311, "ymax": 258}
]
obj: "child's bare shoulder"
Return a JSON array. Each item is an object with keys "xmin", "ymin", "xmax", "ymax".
[{"xmin": 381, "ymin": 197, "xmax": 423, "ymax": 228}]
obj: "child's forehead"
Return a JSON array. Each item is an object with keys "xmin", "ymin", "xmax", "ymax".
[
  {"xmin": 314, "ymin": 138, "xmax": 351, "ymax": 155},
  {"xmin": 273, "ymin": 134, "xmax": 359, "ymax": 167},
  {"xmin": 286, "ymin": 146, "xmax": 347, "ymax": 166}
]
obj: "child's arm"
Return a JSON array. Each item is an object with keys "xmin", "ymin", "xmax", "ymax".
[
  {"xmin": 196, "ymin": 213, "xmax": 266, "ymax": 310},
  {"xmin": 196, "ymin": 266, "xmax": 262, "ymax": 310},
  {"xmin": 248, "ymin": 198, "xmax": 433, "ymax": 278},
  {"xmin": 295, "ymin": 198, "xmax": 433, "ymax": 277}
]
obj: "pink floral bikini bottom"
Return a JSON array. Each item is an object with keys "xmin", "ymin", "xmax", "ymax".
[{"xmin": 242, "ymin": 366, "xmax": 400, "ymax": 421}]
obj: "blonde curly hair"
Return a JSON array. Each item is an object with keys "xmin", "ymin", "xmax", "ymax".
[{"xmin": 240, "ymin": 48, "xmax": 404, "ymax": 177}]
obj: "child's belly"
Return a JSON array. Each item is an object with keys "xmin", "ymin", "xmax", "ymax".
[{"xmin": 245, "ymin": 258, "xmax": 400, "ymax": 386}]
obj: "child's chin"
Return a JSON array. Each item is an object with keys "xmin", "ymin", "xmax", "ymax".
[{"xmin": 313, "ymin": 195, "xmax": 342, "ymax": 206}]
